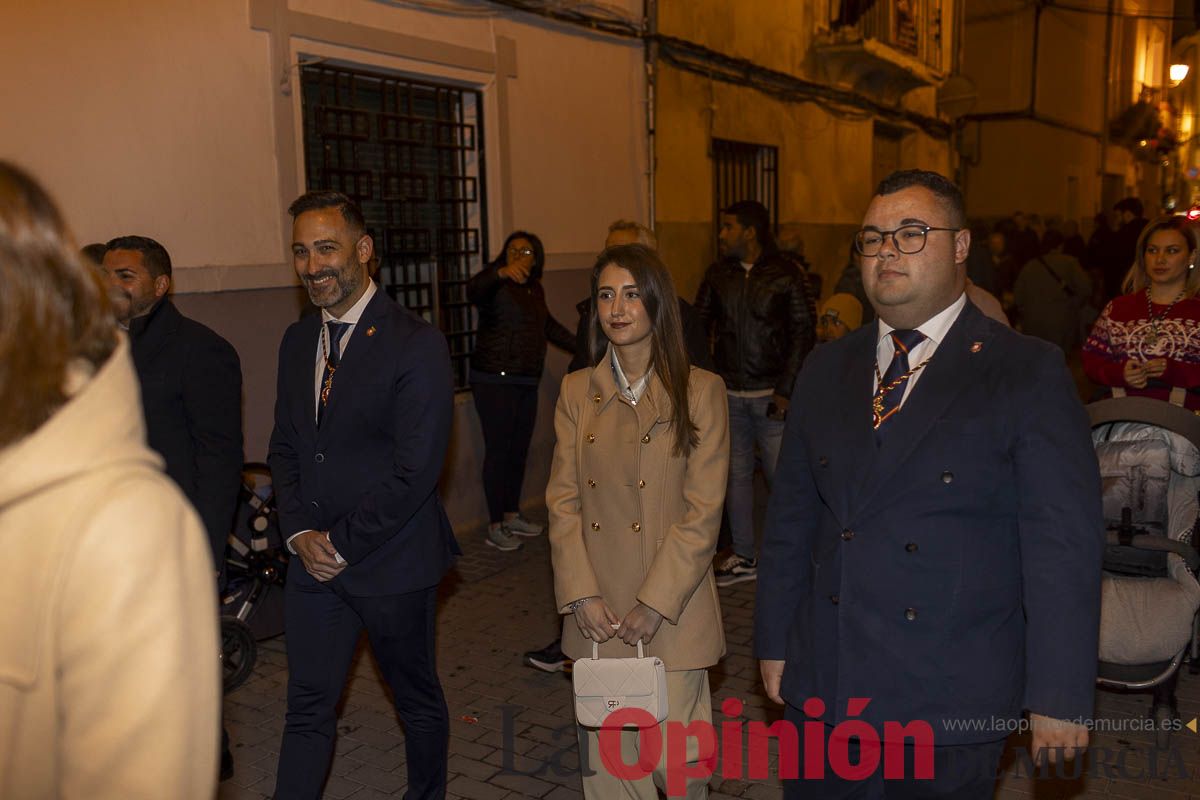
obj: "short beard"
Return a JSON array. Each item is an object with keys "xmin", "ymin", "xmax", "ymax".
[{"xmin": 306, "ymin": 268, "xmax": 361, "ymax": 310}]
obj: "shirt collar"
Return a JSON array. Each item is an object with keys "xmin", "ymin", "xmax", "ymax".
[
  {"xmin": 876, "ymin": 291, "xmax": 967, "ymax": 348},
  {"xmin": 321, "ymin": 280, "xmax": 376, "ymax": 326},
  {"xmin": 610, "ymin": 348, "xmax": 651, "ymax": 405}
]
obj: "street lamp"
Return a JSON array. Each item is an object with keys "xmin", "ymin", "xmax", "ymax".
[{"xmin": 1171, "ymin": 64, "xmax": 1190, "ymax": 86}]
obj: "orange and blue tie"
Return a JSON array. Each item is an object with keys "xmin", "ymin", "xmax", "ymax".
[{"xmin": 874, "ymin": 328, "xmax": 926, "ymax": 443}]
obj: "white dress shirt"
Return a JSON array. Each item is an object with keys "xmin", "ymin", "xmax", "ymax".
[
  {"xmin": 288, "ymin": 280, "xmax": 378, "ymax": 561},
  {"xmin": 610, "ymin": 348, "xmax": 651, "ymax": 405},
  {"xmin": 873, "ymin": 292, "xmax": 967, "ymax": 408}
]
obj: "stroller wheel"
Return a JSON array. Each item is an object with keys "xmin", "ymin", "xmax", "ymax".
[{"xmin": 220, "ymin": 617, "xmax": 257, "ymax": 693}]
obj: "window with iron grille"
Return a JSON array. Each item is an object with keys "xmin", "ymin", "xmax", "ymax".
[
  {"xmin": 300, "ymin": 62, "xmax": 488, "ymax": 389},
  {"xmin": 712, "ymin": 139, "xmax": 779, "ymax": 253}
]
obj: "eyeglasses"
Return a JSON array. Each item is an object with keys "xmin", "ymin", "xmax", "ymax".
[
  {"xmin": 853, "ymin": 225, "xmax": 960, "ymax": 257},
  {"xmin": 506, "ymin": 246, "xmax": 534, "ymax": 259}
]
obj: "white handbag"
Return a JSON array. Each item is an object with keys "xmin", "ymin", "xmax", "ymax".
[{"xmin": 572, "ymin": 639, "xmax": 668, "ymax": 728}]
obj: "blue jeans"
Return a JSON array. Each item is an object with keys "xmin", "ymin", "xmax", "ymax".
[{"xmin": 727, "ymin": 393, "xmax": 784, "ymax": 560}]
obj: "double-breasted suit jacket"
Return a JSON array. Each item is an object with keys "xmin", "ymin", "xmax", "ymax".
[
  {"xmin": 268, "ymin": 288, "xmax": 459, "ymax": 596},
  {"xmin": 548, "ymin": 352, "xmax": 729, "ymax": 671},
  {"xmin": 755, "ymin": 300, "xmax": 1104, "ymax": 745}
]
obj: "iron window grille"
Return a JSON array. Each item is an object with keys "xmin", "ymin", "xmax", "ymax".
[
  {"xmin": 712, "ymin": 138, "xmax": 779, "ymax": 256},
  {"xmin": 300, "ymin": 62, "xmax": 487, "ymax": 389}
]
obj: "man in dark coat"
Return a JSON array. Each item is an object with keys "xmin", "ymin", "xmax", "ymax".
[
  {"xmin": 269, "ymin": 191, "xmax": 459, "ymax": 799},
  {"xmin": 756, "ymin": 170, "xmax": 1103, "ymax": 797},
  {"xmin": 695, "ymin": 201, "xmax": 815, "ymax": 587},
  {"xmin": 102, "ymin": 235, "xmax": 244, "ymax": 780}
]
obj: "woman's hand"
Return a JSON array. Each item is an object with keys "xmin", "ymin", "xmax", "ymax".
[
  {"xmin": 1124, "ymin": 360, "xmax": 1149, "ymax": 388},
  {"xmin": 499, "ymin": 261, "xmax": 531, "ymax": 284},
  {"xmin": 574, "ymin": 598, "xmax": 621, "ymax": 642},
  {"xmin": 617, "ymin": 603, "xmax": 664, "ymax": 645},
  {"xmin": 1145, "ymin": 357, "xmax": 1167, "ymax": 379}
]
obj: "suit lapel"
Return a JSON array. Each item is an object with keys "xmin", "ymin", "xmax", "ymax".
[
  {"xmin": 835, "ymin": 329, "xmax": 882, "ymax": 518},
  {"xmin": 852, "ymin": 302, "xmax": 994, "ymax": 516}
]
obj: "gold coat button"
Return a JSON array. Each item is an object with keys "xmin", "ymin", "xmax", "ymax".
[
  {"xmin": 591, "ymin": 521, "xmax": 600, "ymax": 531},
  {"xmin": 586, "ymin": 433, "xmax": 596, "ymax": 443},
  {"xmin": 587, "ymin": 478, "xmax": 597, "ymax": 487},
  {"xmin": 593, "ymin": 394, "xmax": 602, "ymax": 403},
  {"xmin": 631, "ymin": 522, "xmax": 641, "ymax": 532},
  {"xmin": 638, "ymin": 480, "xmax": 646, "ymax": 489},
  {"xmin": 641, "ymin": 433, "xmax": 651, "ymax": 444}
]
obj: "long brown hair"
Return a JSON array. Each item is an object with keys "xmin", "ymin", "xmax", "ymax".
[
  {"xmin": 1122, "ymin": 215, "xmax": 1200, "ymax": 296},
  {"xmin": 589, "ymin": 244, "xmax": 698, "ymax": 456},
  {"xmin": 0, "ymin": 161, "xmax": 117, "ymax": 448}
]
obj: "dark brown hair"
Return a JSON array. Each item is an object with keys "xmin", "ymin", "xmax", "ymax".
[
  {"xmin": 0, "ymin": 161, "xmax": 117, "ymax": 447},
  {"xmin": 589, "ymin": 244, "xmax": 698, "ymax": 455}
]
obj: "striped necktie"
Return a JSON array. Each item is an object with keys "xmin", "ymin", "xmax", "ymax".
[{"xmin": 873, "ymin": 328, "xmax": 927, "ymax": 443}]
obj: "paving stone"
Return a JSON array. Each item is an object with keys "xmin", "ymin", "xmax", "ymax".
[
  {"xmin": 446, "ymin": 775, "xmax": 510, "ymax": 800},
  {"xmin": 342, "ymin": 763, "xmax": 407, "ymax": 794}
]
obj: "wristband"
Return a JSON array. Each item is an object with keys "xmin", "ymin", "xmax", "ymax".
[{"xmin": 568, "ymin": 596, "xmax": 596, "ymax": 613}]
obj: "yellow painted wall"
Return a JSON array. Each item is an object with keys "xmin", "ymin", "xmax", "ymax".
[{"xmin": 654, "ymin": 1, "xmax": 954, "ymax": 301}]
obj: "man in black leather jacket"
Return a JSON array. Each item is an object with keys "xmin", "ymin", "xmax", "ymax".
[{"xmin": 694, "ymin": 201, "xmax": 814, "ymax": 586}]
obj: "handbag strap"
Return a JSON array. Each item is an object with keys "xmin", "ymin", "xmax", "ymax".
[{"xmin": 590, "ymin": 640, "xmax": 645, "ymax": 659}]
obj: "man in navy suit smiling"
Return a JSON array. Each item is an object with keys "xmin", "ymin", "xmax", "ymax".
[
  {"xmin": 269, "ymin": 191, "xmax": 458, "ymax": 799},
  {"xmin": 755, "ymin": 170, "xmax": 1103, "ymax": 798}
]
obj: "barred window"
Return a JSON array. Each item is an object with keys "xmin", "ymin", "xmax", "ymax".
[
  {"xmin": 300, "ymin": 62, "xmax": 488, "ymax": 388},
  {"xmin": 712, "ymin": 138, "xmax": 779, "ymax": 251}
]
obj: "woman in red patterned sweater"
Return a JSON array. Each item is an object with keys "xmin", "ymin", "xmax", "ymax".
[{"xmin": 1083, "ymin": 215, "xmax": 1200, "ymax": 409}]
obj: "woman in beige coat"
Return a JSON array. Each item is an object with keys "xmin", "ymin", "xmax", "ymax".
[
  {"xmin": 548, "ymin": 244, "xmax": 729, "ymax": 799},
  {"xmin": 0, "ymin": 162, "xmax": 220, "ymax": 799}
]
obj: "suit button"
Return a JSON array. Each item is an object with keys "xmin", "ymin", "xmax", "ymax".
[
  {"xmin": 311, "ymin": 501, "xmax": 320, "ymax": 510},
  {"xmin": 638, "ymin": 480, "xmax": 646, "ymax": 488},
  {"xmin": 905, "ymin": 542, "xmax": 918, "ymax": 553},
  {"xmin": 841, "ymin": 529, "xmax": 854, "ymax": 541},
  {"xmin": 593, "ymin": 394, "xmax": 602, "ymax": 403},
  {"xmin": 315, "ymin": 453, "xmax": 325, "ymax": 463},
  {"xmin": 830, "ymin": 594, "xmax": 839, "ymax": 605},
  {"xmin": 941, "ymin": 471, "xmax": 953, "ymax": 484},
  {"xmin": 587, "ymin": 433, "xmax": 596, "ymax": 443},
  {"xmin": 632, "ymin": 522, "xmax": 641, "ymax": 532},
  {"xmin": 587, "ymin": 479, "xmax": 597, "ymax": 487},
  {"xmin": 819, "ymin": 456, "xmax": 829, "ymax": 467},
  {"xmin": 591, "ymin": 522, "xmax": 600, "ymax": 531},
  {"xmin": 641, "ymin": 433, "xmax": 651, "ymax": 444},
  {"xmin": 904, "ymin": 608, "xmax": 917, "ymax": 621}
]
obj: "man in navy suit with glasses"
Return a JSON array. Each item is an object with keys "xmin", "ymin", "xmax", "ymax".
[
  {"xmin": 269, "ymin": 191, "xmax": 459, "ymax": 799},
  {"xmin": 756, "ymin": 170, "xmax": 1103, "ymax": 798}
]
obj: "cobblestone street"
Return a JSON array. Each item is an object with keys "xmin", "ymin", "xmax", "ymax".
[{"xmin": 218, "ymin": 519, "xmax": 1200, "ymax": 800}]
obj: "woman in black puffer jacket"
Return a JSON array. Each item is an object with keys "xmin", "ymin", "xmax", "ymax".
[{"xmin": 468, "ymin": 231, "xmax": 576, "ymax": 551}]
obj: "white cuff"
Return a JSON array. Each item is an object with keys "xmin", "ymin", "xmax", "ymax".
[{"xmin": 285, "ymin": 530, "xmax": 313, "ymax": 555}]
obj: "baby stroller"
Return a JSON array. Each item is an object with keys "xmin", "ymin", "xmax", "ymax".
[
  {"xmin": 1091, "ymin": 396, "xmax": 1200, "ymax": 748},
  {"xmin": 220, "ymin": 462, "xmax": 289, "ymax": 692}
]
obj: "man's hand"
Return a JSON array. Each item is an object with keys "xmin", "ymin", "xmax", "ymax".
[
  {"xmin": 1029, "ymin": 712, "xmax": 1088, "ymax": 765},
  {"xmin": 1145, "ymin": 357, "xmax": 1168, "ymax": 379},
  {"xmin": 760, "ymin": 659, "xmax": 785, "ymax": 704},
  {"xmin": 574, "ymin": 598, "xmax": 621, "ymax": 642},
  {"xmin": 1124, "ymin": 360, "xmax": 1150, "ymax": 388},
  {"xmin": 617, "ymin": 603, "xmax": 664, "ymax": 645},
  {"xmin": 771, "ymin": 393, "xmax": 790, "ymax": 415},
  {"xmin": 499, "ymin": 261, "xmax": 531, "ymax": 284},
  {"xmin": 293, "ymin": 530, "xmax": 346, "ymax": 582}
]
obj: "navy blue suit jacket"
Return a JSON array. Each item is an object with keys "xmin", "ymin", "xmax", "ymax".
[
  {"xmin": 755, "ymin": 300, "xmax": 1104, "ymax": 745},
  {"xmin": 268, "ymin": 288, "xmax": 459, "ymax": 597}
]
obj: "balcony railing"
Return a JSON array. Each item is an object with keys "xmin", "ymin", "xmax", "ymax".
[{"xmin": 829, "ymin": 0, "xmax": 944, "ymax": 73}]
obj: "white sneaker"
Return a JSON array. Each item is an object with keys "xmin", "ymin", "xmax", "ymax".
[
  {"xmin": 486, "ymin": 526, "xmax": 523, "ymax": 551},
  {"xmin": 503, "ymin": 516, "xmax": 544, "ymax": 537}
]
